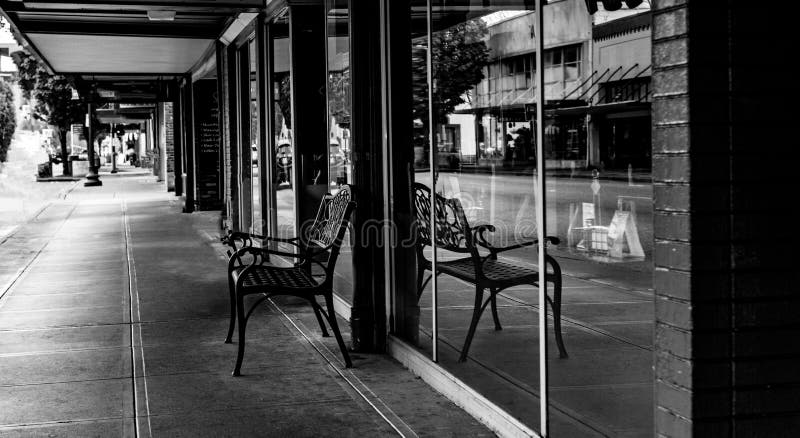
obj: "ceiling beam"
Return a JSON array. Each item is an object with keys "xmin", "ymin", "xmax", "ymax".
[
  {"xmin": 18, "ymin": 1, "xmax": 262, "ymax": 13},
  {"xmin": 18, "ymin": 20, "xmax": 222, "ymax": 38}
]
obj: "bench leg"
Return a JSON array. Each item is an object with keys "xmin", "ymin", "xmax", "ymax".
[
  {"xmin": 322, "ymin": 294, "xmax": 352, "ymax": 368},
  {"xmin": 312, "ymin": 300, "xmax": 330, "ymax": 337},
  {"xmin": 550, "ymin": 274, "xmax": 568, "ymax": 358},
  {"xmin": 459, "ymin": 286, "xmax": 487, "ymax": 362},
  {"xmin": 225, "ymin": 275, "xmax": 236, "ymax": 344},
  {"xmin": 490, "ymin": 288, "xmax": 502, "ymax": 331},
  {"xmin": 232, "ymin": 288, "xmax": 248, "ymax": 376},
  {"xmin": 416, "ymin": 263, "xmax": 429, "ymax": 300}
]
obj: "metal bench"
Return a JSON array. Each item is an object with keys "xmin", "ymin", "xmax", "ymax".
[
  {"xmin": 413, "ymin": 182, "xmax": 567, "ymax": 362},
  {"xmin": 222, "ymin": 185, "xmax": 356, "ymax": 376}
]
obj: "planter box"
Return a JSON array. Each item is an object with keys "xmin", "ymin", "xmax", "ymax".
[{"xmin": 71, "ymin": 160, "xmax": 89, "ymax": 177}]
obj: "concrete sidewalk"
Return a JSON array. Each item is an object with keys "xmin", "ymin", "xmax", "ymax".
[{"xmin": 0, "ymin": 170, "xmax": 491, "ymax": 437}]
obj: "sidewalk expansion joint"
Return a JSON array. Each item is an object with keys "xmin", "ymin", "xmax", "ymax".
[
  {"xmin": 122, "ymin": 200, "xmax": 152, "ymax": 438},
  {"xmin": 0, "ymin": 416, "xmax": 132, "ymax": 430},
  {"xmin": 268, "ymin": 300, "xmax": 418, "ymax": 438},
  {"xmin": 0, "ymin": 376, "xmax": 134, "ymax": 388}
]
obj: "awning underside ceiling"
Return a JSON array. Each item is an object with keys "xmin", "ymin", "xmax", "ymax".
[
  {"xmin": 1, "ymin": 0, "xmax": 262, "ymax": 75},
  {"xmin": 29, "ymin": 34, "xmax": 214, "ymax": 74}
]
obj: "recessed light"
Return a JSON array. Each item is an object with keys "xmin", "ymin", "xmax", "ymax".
[{"xmin": 147, "ymin": 10, "xmax": 176, "ymax": 21}]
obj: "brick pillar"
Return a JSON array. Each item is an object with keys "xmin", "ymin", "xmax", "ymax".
[
  {"xmin": 164, "ymin": 102, "xmax": 175, "ymax": 191},
  {"xmin": 219, "ymin": 45, "xmax": 233, "ymax": 230},
  {"xmin": 652, "ymin": 2, "xmax": 800, "ymax": 436}
]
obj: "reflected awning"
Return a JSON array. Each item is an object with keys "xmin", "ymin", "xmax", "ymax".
[{"xmin": 545, "ymin": 100, "xmax": 650, "ymax": 117}]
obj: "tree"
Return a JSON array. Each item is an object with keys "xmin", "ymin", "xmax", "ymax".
[
  {"xmin": 0, "ymin": 79, "xmax": 16, "ymax": 163},
  {"xmin": 411, "ymin": 19, "xmax": 490, "ymax": 156},
  {"xmin": 328, "ymin": 68, "xmax": 350, "ymax": 128},
  {"xmin": 12, "ymin": 51, "xmax": 84, "ymax": 175}
]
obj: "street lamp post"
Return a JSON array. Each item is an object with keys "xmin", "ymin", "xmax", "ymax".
[
  {"xmin": 111, "ymin": 123, "xmax": 119, "ymax": 174},
  {"xmin": 84, "ymin": 103, "xmax": 102, "ymax": 186}
]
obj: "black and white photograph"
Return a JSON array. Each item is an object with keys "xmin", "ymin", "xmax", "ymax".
[{"xmin": 0, "ymin": 0, "xmax": 796, "ymax": 436}]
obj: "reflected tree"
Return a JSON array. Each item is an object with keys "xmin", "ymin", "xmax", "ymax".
[{"xmin": 412, "ymin": 19, "xmax": 490, "ymax": 159}]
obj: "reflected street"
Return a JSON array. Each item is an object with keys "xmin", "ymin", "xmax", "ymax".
[{"xmin": 417, "ymin": 170, "xmax": 653, "ymax": 259}]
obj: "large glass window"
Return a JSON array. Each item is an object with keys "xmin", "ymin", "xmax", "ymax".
[
  {"xmin": 236, "ymin": 43, "xmax": 253, "ymax": 233},
  {"xmin": 406, "ymin": 2, "xmax": 545, "ymax": 433},
  {"xmin": 546, "ymin": 6, "xmax": 653, "ymax": 436},
  {"xmin": 249, "ymin": 38, "xmax": 262, "ymax": 235},
  {"xmin": 396, "ymin": 0, "xmax": 654, "ymax": 435},
  {"xmin": 325, "ymin": 0, "xmax": 355, "ymax": 304}
]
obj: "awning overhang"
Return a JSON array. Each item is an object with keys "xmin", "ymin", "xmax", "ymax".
[
  {"xmin": 27, "ymin": 33, "xmax": 214, "ymax": 75},
  {"xmin": 0, "ymin": 0, "xmax": 261, "ymax": 94}
]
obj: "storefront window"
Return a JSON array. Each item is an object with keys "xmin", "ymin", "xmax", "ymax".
[
  {"xmin": 398, "ymin": 0, "xmax": 654, "ymax": 435},
  {"xmin": 325, "ymin": 0, "xmax": 354, "ymax": 304},
  {"xmin": 545, "ymin": 7, "xmax": 654, "ymax": 433},
  {"xmin": 407, "ymin": 1, "xmax": 545, "ymax": 433},
  {"xmin": 236, "ymin": 43, "xmax": 252, "ymax": 233},
  {"xmin": 249, "ymin": 38, "xmax": 262, "ymax": 235}
]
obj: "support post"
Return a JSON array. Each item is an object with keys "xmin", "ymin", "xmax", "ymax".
[
  {"xmin": 84, "ymin": 103, "xmax": 102, "ymax": 186},
  {"xmin": 111, "ymin": 123, "xmax": 119, "ymax": 174}
]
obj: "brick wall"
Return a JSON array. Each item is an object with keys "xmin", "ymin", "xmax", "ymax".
[
  {"xmin": 728, "ymin": 2, "xmax": 800, "ymax": 434},
  {"xmin": 652, "ymin": 1, "xmax": 800, "ymax": 435},
  {"xmin": 154, "ymin": 104, "xmax": 163, "ymax": 181}
]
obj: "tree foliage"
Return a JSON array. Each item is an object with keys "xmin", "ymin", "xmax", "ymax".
[
  {"xmin": 328, "ymin": 68, "xmax": 350, "ymax": 128},
  {"xmin": 0, "ymin": 79, "xmax": 16, "ymax": 163},
  {"xmin": 411, "ymin": 19, "xmax": 490, "ymax": 158},
  {"xmin": 12, "ymin": 51, "xmax": 84, "ymax": 174}
]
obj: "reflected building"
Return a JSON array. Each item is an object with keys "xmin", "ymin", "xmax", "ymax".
[{"xmin": 424, "ymin": 5, "xmax": 653, "ymax": 177}]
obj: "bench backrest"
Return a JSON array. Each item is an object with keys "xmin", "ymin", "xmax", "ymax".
[
  {"xmin": 304, "ymin": 184, "xmax": 356, "ymax": 270},
  {"xmin": 412, "ymin": 182, "xmax": 479, "ymax": 259}
]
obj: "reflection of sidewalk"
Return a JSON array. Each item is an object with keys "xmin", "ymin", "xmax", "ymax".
[
  {"xmin": 0, "ymin": 172, "xmax": 490, "ymax": 436},
  {"xmin": 548, "ymin": 248, "xmax": 653, "ymax": 293}
]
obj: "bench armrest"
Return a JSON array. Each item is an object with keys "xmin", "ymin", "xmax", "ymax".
[
  {"xmin": 221, "ymin": 231, "xmax": 302, "ymax": 259},
  {"xmin": 227, "ymin": 246, "xmax": 302, "ymax": 272},
  {"xmin": 221, "ymin": 231, "xmax": 300, "ymax": 246},
  {"xmin": 472, "ymin": 224, "xmax": 560, "ymax": 255}
]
